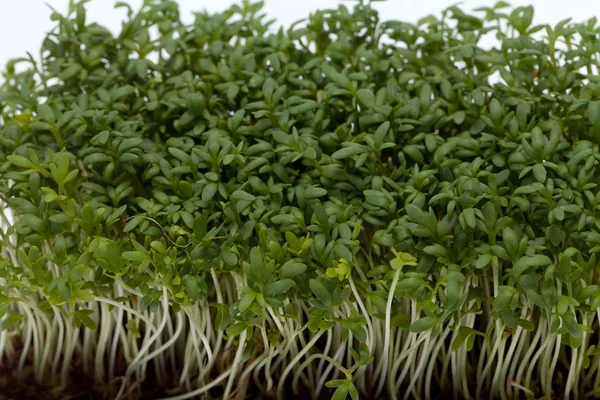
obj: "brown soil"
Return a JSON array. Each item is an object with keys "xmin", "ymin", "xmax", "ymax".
[
  {"xmin": 0, "ymin": 345, "xmax": 101, "ymax": 400},
  {"xmin": 0, "ymin": 342, "xmax": 527, "ymax": 400}
]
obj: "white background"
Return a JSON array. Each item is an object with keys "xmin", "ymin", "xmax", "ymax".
[{"xmin": 1, "ymin": 0, "xmax": 600, "ymax": 72}]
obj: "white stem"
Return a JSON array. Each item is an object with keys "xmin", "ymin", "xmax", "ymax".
[
  {"xmin": 404, "ymin": 334, "xmax": 431, "ymax": 399},
  {"xmin": 425, "ymin": 327, "xmax": 452, "ymax": 400},
  {"xmin": 375, "ymin": 268, "xmax": 401, "ymax": 397},
  {"xmin": 222, "ymin": 329, "xmax": 248, "ymax": 400},
  {"xmin": 183, "ymin": 307, "xmax": 213, "ymax": 364},
  {"xmin": 123, "ymin": 287, "xmax": 171, "ymax": 389},
  {"xmin": 477, "ymin": 322, "xmax": 503, "ymax": 397},
  {"xmin": 109, "ymin": 291, "xmax": 125, "ymax": 384},
  {"xmin": 277, "ymin": 329, "xmax": 324, "ymax": 399},
  {"xmin": 0, "ymin": 320, "xmax": 6, "ymax": 367},
  {"xmin": 392, "ymin": 332, "xmax": 429, "ymax": 394},
  {"xmin": 34, "ymin": 306, "xmax": 53, "ymax": 382},
  {"xmin": 51, "ymin": 306, "xmax": 65, "ymax": 383},
  {"xmin": 316, "ymin": 328, "xmax": 333, "ymax": 383},
  {"xmin": 17, "ymin": 312, "xmax": 33, "ymax": 379},
  {"xmin": 21, "ymin": 305, "xmax": 40, "ymax": 378},
  {"xmin": 179, "ymin": 331, "xmax": 195, "ymax": 390},
  {"xmin": 157, "ymin": 369, "xmax": 232, "ymax": 400},
  {"xmin": 95, "ymin": 302, "xmax": 111, "ymax": 382},
  {"xmin": 61, "ymin": 323, "xmax": 79, "ymax": 386},
  {"xmin": 525, "ymin": 331, "xmax": 553, "ymax": 390},
  {"xmin": 516, "ymin": 319, "xmax": 544, "ymax": 391},
  {"xmin": 316, "ymin": 337, "xmax": 348, "ymax": 397},
  {"xmin": 565, "ymin": 346, "xmax": 578, "ymax": 400},
  {"xmin": 137, "ymin": 311, "xmax": 184, "ymax": 381},
  {"xmin": 95, "ymin": 296, "xmax": 158, "ymax": 333},
  {"xmin": 545, "ymin": 334, "xmax": 562, "ymax": 398},
  {"xmin": 350, "ymin": 278, "xmax": 374, "ymax": 348}
]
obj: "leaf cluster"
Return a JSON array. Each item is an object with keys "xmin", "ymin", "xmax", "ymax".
[{"xmin": 2, "ymin": 0, "xmax": 600, "ymax": 397}]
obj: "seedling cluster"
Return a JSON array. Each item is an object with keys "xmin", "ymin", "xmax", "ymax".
[{"xmin": 2, "ymin": 0, "xmax": 600, "ymax": 399}]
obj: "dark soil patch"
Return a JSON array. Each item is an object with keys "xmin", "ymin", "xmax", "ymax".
[{"xmin": 0, "ymin": 342, "xmax": 505, "ymax": 400}]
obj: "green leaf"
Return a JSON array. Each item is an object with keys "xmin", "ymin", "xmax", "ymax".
[
  {"xmin": 322, "ymin": 64, "xmax": 351, "ymax": 88},
  {"xmin": 474, "ymin": 254, "xmax": 493, "ymax": 269},
  {"xmin": 7, "ymin": 155, "xmax": 34, "ymax": 169},
  {"xmin": 374, "ymin": 121, "xmax": 390, "ymax": 144},
  {"xmin": 321, "ymin": 165, "xmax": 349, "ymax": 181},
  {"xmin": 280, "ymin": 261, "xmax": 307, "ymax": 278},
  {"xmin": 356, "ymin": 89, "xmax": 376, "ymax": 109},
  {"xmin": 221, "ymin": 248, "xmax": 238, "ymax": 266},
  {"xmin": 264, "ymin": 279, "xmax": 294, "ymax": 296},
  {"xmin": 548, "ymin": 225, "xmax": 563, "ymax": 246},
  {"xmin": 532, "ymin": 163, "xmax": 546, "ymax": 182},
  {"xmin": 493, "ymin": 290, "xmax": 514, "ymax": 312},
  {"xmin": 123, "ymin": 216, "xmax": 144, "ymax": 232},
  {"xmin": 526, "ymin": 255, "xmax": 552, "ymax": 267},
  {"xmin": 59, "ymin": 64, "xmax": 81, "ymax": 80},
  {"xmin": 113, "ymin": 85, "xmax": 136, "ymax": 101},
  {"xmin": 249, "ymin": 247, "xmax": 264, "ymax": 278},
  {"xmin": 348, "ymin": 382, "xmax": 359, "ymax": 400},
  {"xmin": 325, "ymin": 379, "xmax": 346, "ymax": 388},
  {"xmin": 37, "ymin": 103, "xmax": 56, "ymax": 122},
  {"xmin": 63, "ymin": 169, "xmax": 79, "ymax": 184},
  {"xmin": 332, "ymin": 145, "xmax": 364, "ymax": 160},
  {"xmin": 309, "ymin": 279, "xmax": 332, "ymax": 306},
  {"xmin": 289, "ymin": 100, "xmax": 318, "ymax": 115},
  {"xmin": 516, "ymin": 318, "xmax": 535, "ymax": 331},
  {"xmin": 226, "ymin": 322, "xmax": 247, "ymax": 336},
  {"xmin": 168, "ymin": 147, "xmax": 191, "ymax": 164},
  {"xmin": 405, "ymin": 204, "xmax": 432, "ymax": 228},
  {"xmin": 187, "ymin": 212, "xmax": 204, "ymax": 240},
  {"xmin": 461, "ymin": 208, "xmax": 477, "ymax": 229},
  {"xmin": 126, "ymin": 319, "xmax": 140, "ymax": 337},
  {"xmin": 83, "ymin": 153, "xmax": 112, "ymax": 164},
  {"xmin": 410, "ymin": 316, "xmax": 437, "ymax": 333},
  {"xmin": 453, "ymin": 111, "xmax": 466, "ymax": 124},
  {"xmin": 231, "ymin": 190, "xmax": 256, "ymax": 202},
  {"xmin": 74, "ymin": 289, "xmax": 95, "ymax": 302},
  {"xmin": 588, "ymin": 101, "xmax": 600, "ymax": 124},
  {"xmin": 49, "ymin": 213, "xmax": 72, "ymax": 224},
  {"xmin": 304, "ymin": 187, "xmax": 327, "ymax": 199},
  {"xmin": 202, "ymin": 183, "xmax": 218, "ymax": 201},
  {"xmin": 423, "ymin": 244, "xmax": 447, "ymax": 258},
  {"xmin": 122, "ymin": 251, "xmax": 148, "ymax": 261},
  {"xmin": 186, "ymin": 277, "xmax": 200, "ymax": 302},
  {"xmin": 285, "ymin": 231, "xmax": 300, "ymax": 251},
  {"xmin": 451, "ymin": 326, "xmax": 472, "ymax": 351},
  {"xmin": 118, "ymin": 138, "xmax": 143, "ymax": 153},
  {"xmin": 187, "ymin": 93, "xmax": 205, "ymax": 115},
  {"xmin": 331, "ymin": 384, "xmax": 349, "ymax": 400},
  {"xmin": 74, "ymin": 310, "xmax": 97, "ymax": 330},
  {"xmin": 238, "ymin": 292, "xmax": 255, "ymax": 312},
  {"xmin": 396, "ymin": 277, "xmax": 422, "ymax": 291},
  {"xmin": 57, "ymin": 152, "xmax": 70, "ymax": 180},
  {"xmin": 313, "ymin": 203, "xmax": 330, "ymax": 233},
  {"xmin": 22, "ymin": 214, "xmax": 47, "ymax": 233},
  {"xmin": 502, "ymin": 227, "xmax": 519, "ymax": 253},
  {"xmin": 57, "ymin": 279, "xmax": 71, "ymax": 301},
  {"xmin": 489, "ymin": 98, "xmax": 502, "ymax": 122},
  {"xmin": 563, "ymin": 312, "xmax": 582, "ymax": 338}
]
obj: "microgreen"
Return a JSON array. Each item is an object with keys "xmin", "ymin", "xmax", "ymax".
[{"xmin": 2, "ymin": 0, "xmax": 600, "ymax": 399}]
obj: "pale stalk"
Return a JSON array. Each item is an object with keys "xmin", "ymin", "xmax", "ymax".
[
  {"xmin": 375, "ymin": 267, "xmax": 401, "ymax": 397},
  {"xmin": 276, "ymin": 329, "xmax": 325, "ymax": 399}
]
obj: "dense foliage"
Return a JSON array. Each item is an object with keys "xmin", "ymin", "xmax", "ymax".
[{"xmin": 2, "ymin": 0, "xmax": 600, "ymax": 398}]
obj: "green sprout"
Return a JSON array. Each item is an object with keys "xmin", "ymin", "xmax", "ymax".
[
  {"xmin": 326, "ymin": 258, "xmax": 352, "ymax": 281},
  {"xmin": 389, "ymin": 250, "xmax": 418, "ymax": 271},
  {"xmin": 1, "ymin": 0, "xmax": 600, "ymax": 399}
]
